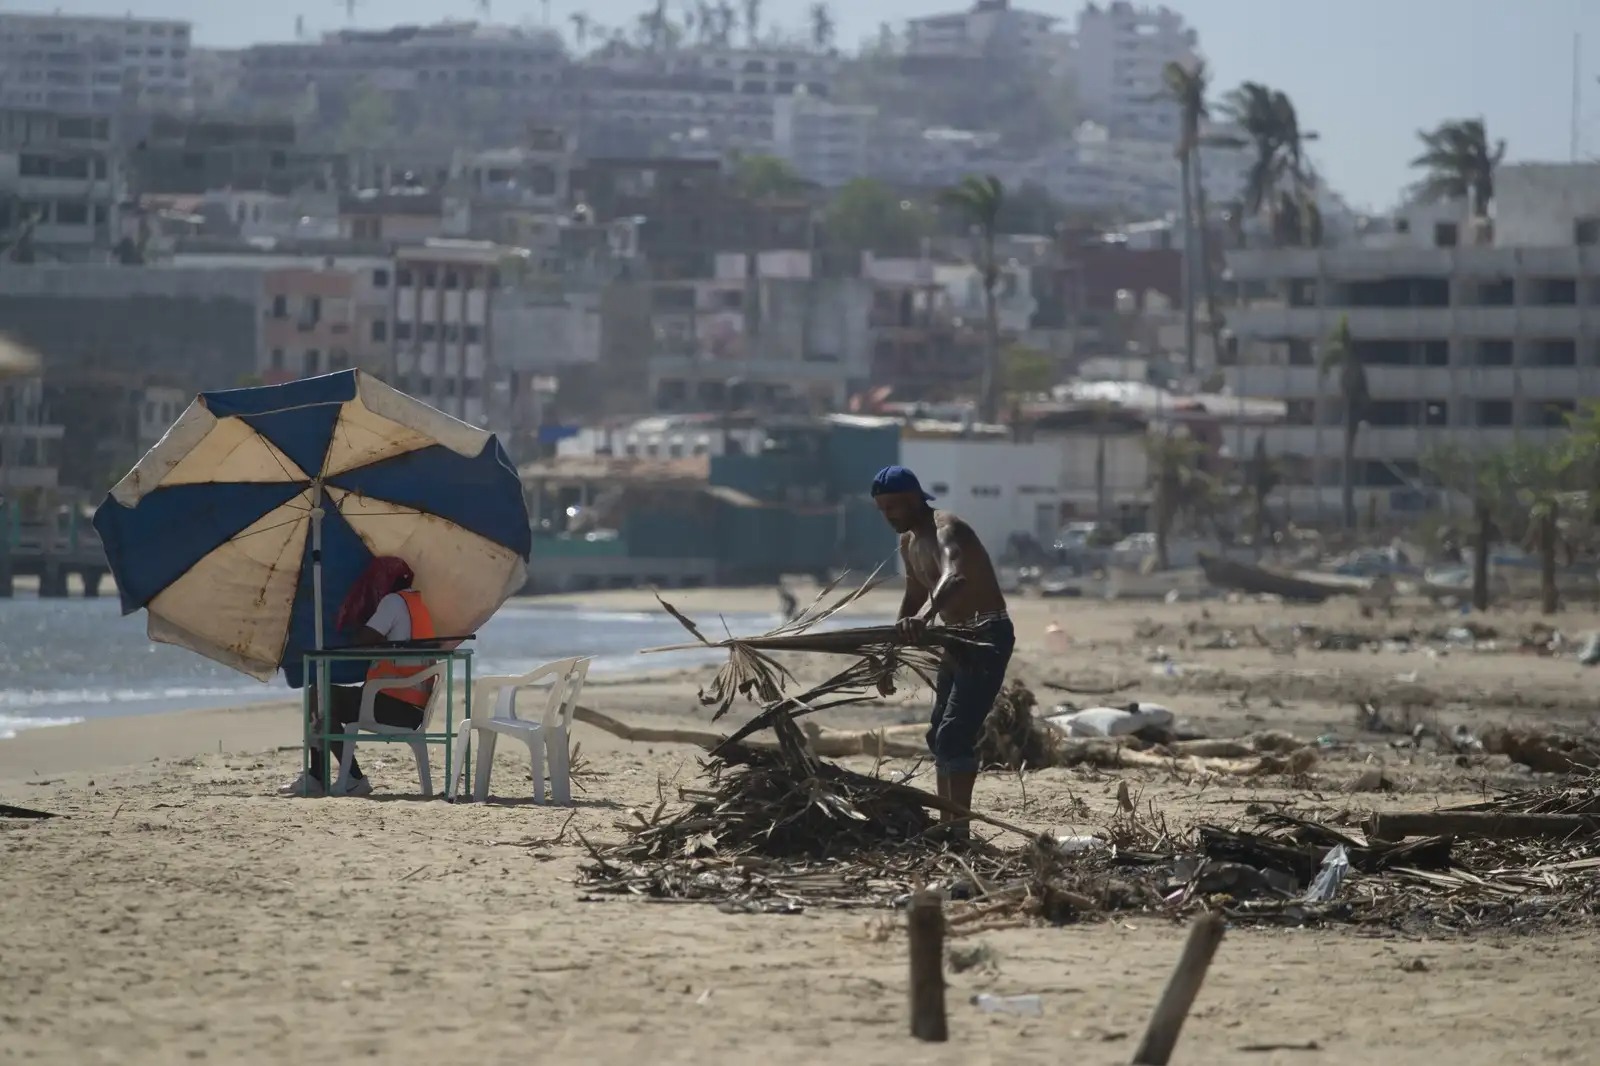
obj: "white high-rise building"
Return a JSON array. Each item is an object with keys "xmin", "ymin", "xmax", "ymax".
[
  {"xmin": 1074, "ymin": 2, "xmax": 1197, "ymax": 142},
  {"xmin": 906, "ymin": 0, "xmax": 1067, "ymax": 74},
  {"xmin": 1224, "ymin": 163, "xmax": 1600, "ymax": 523},
  {"xmin": 0, "ymin": 11, "xmax": 192, "ymax": 112}
]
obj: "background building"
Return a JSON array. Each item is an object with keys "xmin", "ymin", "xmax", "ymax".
[
  {"xmin": 0, "ymin": 106, "xmax": 123, "ymax": 260},
  {"xmin": 1225, "ymin": 162, "xmax": 1600, "ymax": 521},
  {"xmin": 0, "ymin": 11, "xmax": 193, "ymax": 112},
  {"xmin": 1073, "ymin": 2, "xmax": 1197, "ymax": 142}
]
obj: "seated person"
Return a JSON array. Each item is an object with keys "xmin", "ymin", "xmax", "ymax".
[{"xmin": 281, "ymin": 557, "xmax": 438, "ymax": 798}]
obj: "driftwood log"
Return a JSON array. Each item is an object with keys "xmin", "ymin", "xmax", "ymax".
[{"xmin": 1366, "ymin": 811, "xmax": 1600, "ymax": 842}]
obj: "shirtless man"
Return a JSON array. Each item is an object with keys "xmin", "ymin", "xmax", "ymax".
[{"xmin": 870, "ymin": 465, "xmax": 1015, "ymax": 840}]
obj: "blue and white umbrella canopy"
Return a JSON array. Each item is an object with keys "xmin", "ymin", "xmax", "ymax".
[{"xmin": 93, "ymin": 370, "xmax": 531, "ymax": 687}]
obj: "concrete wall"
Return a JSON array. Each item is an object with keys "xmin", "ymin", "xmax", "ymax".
[
  {"xmin": 900, "ymin": 437, "xmax": 1064, "ymax": 557},
  {"xmin": 1496, "ymin": 164, "xmax": 1600, "ymax": 247}
]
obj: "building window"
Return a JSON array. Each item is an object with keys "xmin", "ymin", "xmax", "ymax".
[
  {"xmin": 443, "ymin": 270, "xmax": 459, "ymax": 290},
  {"xmin": 464, "ymin": 324, "xmax": 482, "ymax": 344},
  {"xmin": 271, "ymin": 294, "xmax": 288, "ymax": 318},
  {"xmin": 395, "ymin": 322, "xmax": 413, "ymax": 340},
  {"xmin": 1474, "ymin": 339, "xmax": 1513, "ymax": 366},
  {"xmin": 1530, "ymin": 339, "xmax": 1577, "ymax": 366},
  {"xmin": 421, "ymin": 269, "xmax": 438, "ymax": 288},
  {"xmin": 419, "ymin": 323, "xmax": 438, "ymax": 342},
  {"xmin": 1475, "ymin": 399, "xmax": 1513, "ymax": 426},
  {"xmin": 330, "ymin": 350, "xmax": 350, "ymax": 371},
  {"xmin": 303, "ymin": 350, "xmax": 320, "ymax": 376},
  {"xmin": 443, "ymin": 323, "xmax": 461, "ymax": 343},
  {"xmin": 396, "ymin": 268, "xmax": 413, "ymax": 287},
  {"xmin": 373, "ymin": 268, "xmax": 390, "ymax": 287},
  {"xmin": 54, "ymin": 201, "xmax": 88, "ymax": 225},
  {"xmin": 371, "ymin": 320, "xmax": 388, "ymax": 342},
  {"xmin": 270, "ymin": 348, "xmax": 285, "ymax": 370},
  {"xmin": 1576, "ymin": 218, "xmax": 1600, "ymax": 245}
]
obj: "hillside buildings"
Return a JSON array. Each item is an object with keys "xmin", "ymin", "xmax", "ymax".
[
  {"xmin": 1074, "ymin": 2, "xmax": 1198, "ymax": 142},
  {"xmin": 0, "ymin": 11, "xmax": 192, "ymax": 112},
  {"xmin": 0, "ymin": 106, "xmax": 123, "ymax": 260}
]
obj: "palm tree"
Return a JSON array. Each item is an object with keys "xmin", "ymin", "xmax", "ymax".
[
  {"xmin": 641, "ymin": 0, "xmax": 672, "ymax": 51},
  {"xmin": 1161, "ymin": 60, "xmax": 1225, "ymax": 374},
  {"xmin": 1144, "ymin": 431, "xmax": 1216, "ymax": 570},
  {"xmin": 808, "ymin": 2, "xmax": 834, "ymax": 51},
  {"xmin": 693, "ymin": 0, "xmax": 715, "ymax": 44},
  {"xmin": 939, "ymin": 175, "xmax": 1005, "ymax": 424},
  {"xmin": 1501, "ymin": 442, "xmax": 1584, "ymax": 615},
  {"xmin": 1318, "ymin": 316, "xmax": 1368, "ymax": 531},
  {"xmin": 568, "ymin": 12, "xmax": 592, "ymax": 49},
  {"xmin": 741, "ymin": 0, "xmax": 761, "ymax": 45},
  {"xmin": 1421, "ymin": 444, "xmax": 1511, "ymax": 611},
  {"xmin": 711, "ymin": 0, "xmax": 735, "ymax": 44},
  {"xmin": 1247, "ymin": 434, "xmax": 1281, "ymax": 549},
  {"xmin": 1220, "ymin": 82, "xmax": 1318, "ymax": 246},
  {"xmin": 1410, "ymin": 118, "xmax": 1505, "ymax": 217}
]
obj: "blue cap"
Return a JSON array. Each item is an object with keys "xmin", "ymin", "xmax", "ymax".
[{"xmin": 871, "ymin": 465, "xmax": 935, "ymax": 502}]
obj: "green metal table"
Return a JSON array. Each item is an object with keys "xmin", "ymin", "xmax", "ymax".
[{"xmin": 300, "ymin": 647, "xmax": 473, "ymax": 798}]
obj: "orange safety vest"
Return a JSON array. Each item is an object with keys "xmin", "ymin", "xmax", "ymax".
[{"xmin": 365, "ymin": 590, "xmax": 438, "ymax": 706}]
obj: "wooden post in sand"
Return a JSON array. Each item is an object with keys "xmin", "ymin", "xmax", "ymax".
[
  {"xmin": 907, "ymin": 890, "xmax": 948, "ymax": 1042},
  {"xmin": 1132, "ymin": 912, "xmax": 1226, "ymax": 1065}
]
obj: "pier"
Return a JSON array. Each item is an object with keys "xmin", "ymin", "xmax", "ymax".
[{"xmin": 0, "ymin": 522, "xmax": 108, "ymax": 598}]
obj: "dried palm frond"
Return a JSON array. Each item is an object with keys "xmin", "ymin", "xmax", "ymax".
[{"xmin": 644, "ymin": 563, "xmax": 993, "ymax": 722}]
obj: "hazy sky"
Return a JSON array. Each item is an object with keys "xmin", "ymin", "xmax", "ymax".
[{"xmin": 26, "ymin": 0, "xmax": 1599, "ymax": 210}]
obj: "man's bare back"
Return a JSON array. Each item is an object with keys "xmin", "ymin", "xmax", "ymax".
[{"xmin": 899, "ymin": 511, "xmax": 1007, "ymax": 625}]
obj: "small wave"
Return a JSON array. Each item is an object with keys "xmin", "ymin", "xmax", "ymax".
[
  {"xmin": 0, "ymin": 713, "xmax": 84, "ymax": 741},
  {"xmin": 0, "ymin": 684, "xmax": 268, "ymax": 711}
]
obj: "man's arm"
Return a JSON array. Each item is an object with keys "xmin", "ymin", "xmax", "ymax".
[
  {"xmin": 896, "ymin": 535, "xmax": 930, "ymax": 621},
  {"xmin": 924, "ymin": 520, "xmax": 972, "ymax": 620},
  {"xmin": 881, "ymin": 538, "xmax": 927, "ymax": 696}
]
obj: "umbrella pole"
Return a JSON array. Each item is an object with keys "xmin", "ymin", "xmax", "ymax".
[
  {"xmin": 311, "ymin": 479, "xmax": 325, "ymax": 652},
  {"xmin": 310, "ymin": 480, "xmax": 327, "ymax": 788}
]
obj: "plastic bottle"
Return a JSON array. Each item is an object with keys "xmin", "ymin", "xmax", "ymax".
[{"xmin": 971, "ymin": 994, "xmax": 1043, "ymax": 1016}]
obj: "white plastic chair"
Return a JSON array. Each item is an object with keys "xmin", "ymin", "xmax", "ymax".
[
  {"xmin": 333, "ymin": 661, "xmax": 449, "ymax": 797},
  {"xmin": 446, "ymin": 657, "xmax": 590, "ymax": 805}
]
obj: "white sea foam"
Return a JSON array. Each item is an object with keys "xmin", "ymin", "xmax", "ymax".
[{"xmin": 0, "ymin": 713, "xmax": 84, "ymax": 741}]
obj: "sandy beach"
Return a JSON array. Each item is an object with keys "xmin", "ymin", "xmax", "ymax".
[{"xmin": 5, "ymin": 585, "xmax": 1600, "ymax": 1064}]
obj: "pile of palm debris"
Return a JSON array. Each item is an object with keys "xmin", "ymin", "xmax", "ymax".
[
  {"xmin": 578, "ymin": 752, "xmax": 1600, "ymax": 933},
  {"xmin": 579, "ymin": 575, "xmax": 1600, "ymax": 933}
]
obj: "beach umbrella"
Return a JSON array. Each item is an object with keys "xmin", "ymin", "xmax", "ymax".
[{"xmin": 92, "ymin": 370, "xmax": 532, "ymax": 687}]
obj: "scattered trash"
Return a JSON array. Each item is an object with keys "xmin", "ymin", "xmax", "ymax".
[
  {"xmin": 1054, "ymin": 835, "xmax": 1108, "ymax": 854},
  {"xmin": 972, "ymin": 993, "xmax": 1043, "ymax": 1016},
  {"xmin": 1046, "ymin": 703, "xmax": 1176, "ymax": 738},
  {"xmin": 1581, "ymin": 633, "xmax": 1600, "ymax": 666},
  {"xmin": 1303, "ymin": 845, "xmax": 1350, "ymax": 903}
]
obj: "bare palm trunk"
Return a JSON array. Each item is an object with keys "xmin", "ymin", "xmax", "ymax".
[
  {"xmin": 1094, "ymin": 426, "xmax": 1108, "ymax": 523},
  {"xmin": 1540, "ymin": 504, "xmax": 1559, "ymax": 615},
  {"xmin": 1192, "ymin": 147, "xmax": 1225, "ymax": 367},
  {"xmin": 980, "ymin": 247, "xmax": 1001, "ymax": 424},
  {"xmin": 1154, "ymin": 486, "xmax": 1172, "ymax": 571},
  {"xmin": 1178, "ymin": 152, "xmax": 1197, "ymax": 374},
  {"xmin": 1471, "ymin": 501, "xmax": 1491, "ymax": 611},
  {"xmin": 1340, "ymin": 422, "xmax": 1357, "ymax": 531}
]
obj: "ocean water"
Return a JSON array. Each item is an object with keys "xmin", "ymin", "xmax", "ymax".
[{"xmin": 0, "ymin": 596, "xmax": 789, "ymax": 740}]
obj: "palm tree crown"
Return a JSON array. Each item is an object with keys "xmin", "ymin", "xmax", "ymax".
[{"xmin": 1410, "ymin": 118, "xmax": 1506, "ymax": 216}]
